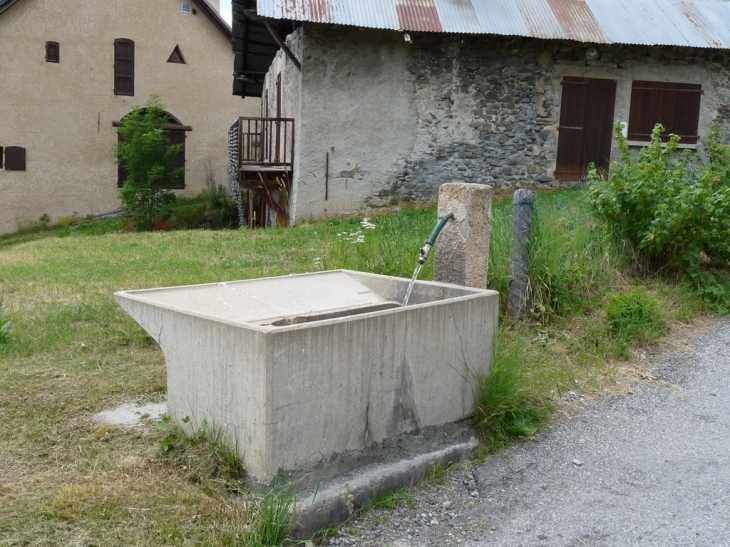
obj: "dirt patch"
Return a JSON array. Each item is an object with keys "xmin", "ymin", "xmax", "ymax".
[{"xmin": 94, "ymin": 402, "xmax": 167, "ymax": 427}]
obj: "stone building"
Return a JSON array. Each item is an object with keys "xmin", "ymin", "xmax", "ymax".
[
  {"xmin": 231, "ymin": 0, "xmax": 730, "ymax": 225},
  {"xmin": 0, "ymin": 0, "xmax": 258, "ymax": 234}
]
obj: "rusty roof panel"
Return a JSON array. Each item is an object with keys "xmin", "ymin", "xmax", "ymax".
[
  {"xmin": 515, "ymin": 0, "xmax": 568, "ymax": 40},
  {"xmin": 255, "ymin": 0, "xmax": 730, "ymax": 49},
  {"xmin": 673, "ymin": 0, "xmax": 726, "ymax": 48},
  {"xmin": 590, "ymin": 0, "xmax": 725, "ymax": 48},
  {"xmin": 396, "ymin": 0, "xmax": 443, "ymax": 32},
  {"xmin": 686, "ymin": 0, "xmax": 730, "ymax": 48},
  {"xmin": 547, "ymin": 0, "xmax": 608, "ymax": 43}
]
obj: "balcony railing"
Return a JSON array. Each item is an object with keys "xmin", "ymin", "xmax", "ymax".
[{"xmin": 237, "ymin": 116, "xmax": 295, "ymax": 172}]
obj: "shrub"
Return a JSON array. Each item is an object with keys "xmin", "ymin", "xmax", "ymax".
[
  {"xmin": 588, "ymin": 123, "xmax": 730, "ymax": 280},
  {"xmin": 115, "ymin": 95, "xmax": 182, "ymax": 231}
]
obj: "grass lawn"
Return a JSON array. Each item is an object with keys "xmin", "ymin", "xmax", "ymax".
[{"xmin": 0, "ymin": 188, "xmax": 717, "ymax": 545}]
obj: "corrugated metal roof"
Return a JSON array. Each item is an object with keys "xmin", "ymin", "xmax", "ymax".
[{"xmin": 256, "ymin": 0, "xmax": 730, "ymax": 49}]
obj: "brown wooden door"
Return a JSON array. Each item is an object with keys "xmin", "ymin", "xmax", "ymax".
[{"xmin": 555, "ymin": 76, "xmax": 617, "ymax": 180}]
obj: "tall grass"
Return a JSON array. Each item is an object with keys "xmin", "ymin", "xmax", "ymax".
[
  {"xmin": 475, "ymin": 329, "xmax": 551, "ymax": 452},
  {"xmin": 488, "ymin": 188, "xmax": 626, "ymax": 322}
]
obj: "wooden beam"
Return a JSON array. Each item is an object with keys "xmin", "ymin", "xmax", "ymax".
[{"xmin": 262, "ymin": 19, "xmax": 301, "ymax": 71}]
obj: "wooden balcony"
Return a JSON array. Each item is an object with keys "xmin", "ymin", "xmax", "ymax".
[{"xmin": 237, "ymin": 116, "xmax": 295, "ymax": 228}]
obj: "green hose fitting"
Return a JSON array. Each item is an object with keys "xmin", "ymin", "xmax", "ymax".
[{"xmin": 418, "ymin": 213, "xmax": 454, "ymax": 264}]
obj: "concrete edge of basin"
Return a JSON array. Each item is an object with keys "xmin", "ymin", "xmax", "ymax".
[{"xmin": 291, "ymin": 439, "xmax": 479, "ymax": 540}]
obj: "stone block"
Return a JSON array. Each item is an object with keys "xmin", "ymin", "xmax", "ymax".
[{"xmin": 434, "ymin": 183, "xmax": 493, "ymax": 289}]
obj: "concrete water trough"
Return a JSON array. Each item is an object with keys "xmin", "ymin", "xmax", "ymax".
[{"xmin": 115, "ymin": 269, "xmax": 498, "ymax": 482}]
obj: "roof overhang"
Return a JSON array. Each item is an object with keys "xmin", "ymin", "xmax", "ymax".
[
  {"xmin": 232, "ymin": 0, "xmax": 299, "ymax": 98},
  {"xmin": 252, "ymin": 0, "xmax": 730, "ymax": 50}
]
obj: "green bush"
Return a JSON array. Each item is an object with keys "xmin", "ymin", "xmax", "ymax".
[{"xmin": 588, "ymin": 123, "xmax": 730, "ymax": 280}]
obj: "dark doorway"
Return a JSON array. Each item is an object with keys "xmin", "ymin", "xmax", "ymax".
[{"xmin": 555, "ymin": 76, "xmax": 617, "ymax": 180}]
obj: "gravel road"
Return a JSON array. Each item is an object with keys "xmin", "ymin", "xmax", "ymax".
[{"xmin": 327, "ymin": 318, "xmax": 730, "ymax": 547}]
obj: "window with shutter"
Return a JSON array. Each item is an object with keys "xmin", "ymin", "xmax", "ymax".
[
  {"xmin": 114, "ymin": 39, "xmax": 135, "ymax": 96},
  {"xmin": 628, "ymin": 81, "xmax": 702, "ymax": 144},
  {"xmin": 5, "ymin": 146, "xmax": 26, "ymax": 171},
  {"xmin": 45, "ymin": 41, "xmax": 59, "ymax": 63},
  {"xmin": 167, "ymin": 130, "xmax": 186, "ymax": 189}
]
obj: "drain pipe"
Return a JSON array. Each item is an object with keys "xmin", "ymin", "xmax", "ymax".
[{"xmin": 418, "ymin": 213, "xmax": 454, "ymax": 265}]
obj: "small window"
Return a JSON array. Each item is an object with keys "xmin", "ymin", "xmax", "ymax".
[
  {"xmin": 167, "ymin": 45, "xmax": 186, "ymax": 64},
  {"xmin": 181, "ymin": 2, "xmax": 192, "ymax": 13},
  {"xmin": 114, "ymin": 39, "xmax": 134, "ymax": 96},
  {"xmin": 0, "ymin": 146, "xmax": 3, "ymax": 169},
  {"xmin": 45, "ymin": 41, "xmax": 59, "ymax": 63},
  {"xmin": 5, "ymin": 146, "xmax": 27, "ymax": 171},
  {"xmin": 628, "ymin": 81, "xmax": 702, "ymax": 144}
]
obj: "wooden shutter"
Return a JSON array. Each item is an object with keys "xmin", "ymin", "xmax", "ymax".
[
  {"xmin": 555, "ymin": 77, "xmax": 616, "ymax": 180},
  {"xmin": 5, "ymin": 146, "xmax": 26, "ymax": 171},
  {"xmin": 114, "ymin": 39, "xmax": 135, "ymax": 96},
  {"xmin": 555, "ymin": 77, "xmax": 590, "ymax": 180},
  {"xmin": 628, "ymin": 81, "xmax": 701, "ymax": 144},
  {"xmin": 168, "ymin": 130, "xmax": 186, "ymax": 189},
  {"xmin": 45, "ymin": 41, "xmax": 59, "ymax": 63}
]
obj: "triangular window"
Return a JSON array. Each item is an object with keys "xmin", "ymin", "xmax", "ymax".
[{"xmin": 167, "ymin": 45, "xmax": 186, "ymax": 64}]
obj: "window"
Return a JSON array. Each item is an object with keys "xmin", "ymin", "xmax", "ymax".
[
  {"xmin": 628, "ymin": 81, "xmax": 702, "ymax": 144},
  {"xmin": 114, "ymin": 39, "xmax": 134, "ymax": 96},
  {"xmin": 45, "ymin": 41, "xmax": 59, "ymax": 63},
  {"xmin": 4, "ymin": 146, "xmax": 27, "ymax": 171},
  {"xmin": 0, "ymin": 146, "xmax": 3, "ymax": 169},
  {"xmin": 116, "ymin": 112, "xmax": 187, "ymax": 189},
  {"xmin": 167, "ymin": 45, "xmax": 186, "ymax": 64}
]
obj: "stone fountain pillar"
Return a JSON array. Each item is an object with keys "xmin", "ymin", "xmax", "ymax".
[{"xmin": 434, "ymin": 182, "xmax": 493, "ymax": 289}]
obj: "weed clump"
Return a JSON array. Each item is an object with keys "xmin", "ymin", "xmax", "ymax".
[
  {"xmin": 156, "ymin": 415, "xmax": 243, "ymax": 484},
  {"xmin": 475, "ymin": 332, "xmax": 551, "ymax": 452},
  {"xmin": 604, "ymin": 288, "xmax": 666, "ymax": 358},
  {"xmin": 0, "ymin": 297, "xmax": 10, "ymax": 349},
  {"xmin": 245, "ymin": 482, "xmax": 296, "ymax": 547}
]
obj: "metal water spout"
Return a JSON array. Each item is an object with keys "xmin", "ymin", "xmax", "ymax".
[{"xmin": 418, "ymin": 213, "xmax": 454, "ymax": 265}]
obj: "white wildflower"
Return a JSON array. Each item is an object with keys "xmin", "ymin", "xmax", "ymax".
[{"xmin": 361, "ymin": 218, "xmax": 376, "ymax": 230}]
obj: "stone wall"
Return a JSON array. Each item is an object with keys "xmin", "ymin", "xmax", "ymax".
[
  {"xmin": 390, "ymin": 35, "xmax": 730, "ymax": 204},
  {"xmin": 269, "ymin": 26, "xmax": 730, "ymax": 221}
]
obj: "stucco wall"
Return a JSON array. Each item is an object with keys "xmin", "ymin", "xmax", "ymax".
[
  {"xmin": 290, "ymin": 27, "xmax": 418, "ymax": 223},
  {"xmin": 270, "ymin": 26, "xmax": 730, "ymax": 223},
  {"xmin": 0, "ymin": 0, "xmax": 258, "ymax": 234}
]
